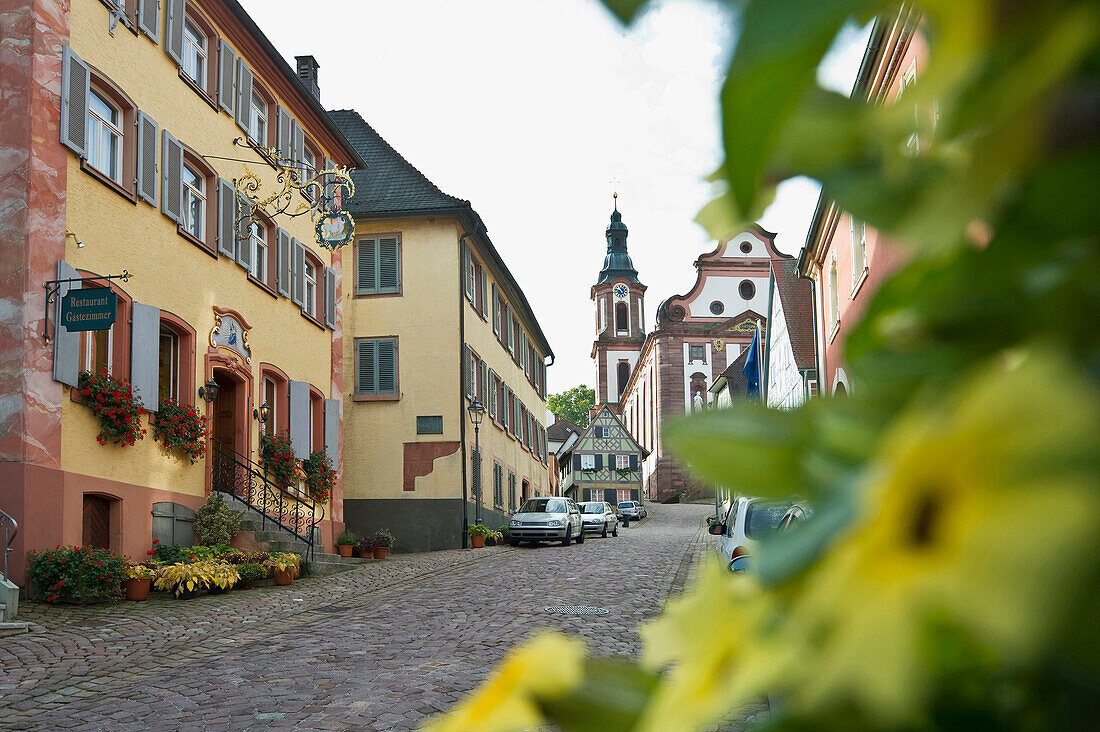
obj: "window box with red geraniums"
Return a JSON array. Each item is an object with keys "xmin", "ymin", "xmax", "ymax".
[
  {"xmin": 260, "ymin": 431, "xmax": 299, "ymax": 491},
  {"xmin": 152, "ymin": 399, "xmax": 209, "ymax": 464},
  {"xmin": 77, "ymin": 370, "xmax": 146, "ymax": 447},
  {"xmin": 302, "ymin": 449, "xmax": 336, "ymax": 503}
]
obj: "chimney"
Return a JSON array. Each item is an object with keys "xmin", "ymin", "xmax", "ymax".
[{"xmin": 295, "ymin": 55, "xmax": 320, "ymax": 102}]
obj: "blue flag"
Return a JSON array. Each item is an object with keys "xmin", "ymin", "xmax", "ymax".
[{"xmin": 743, "ymin": 324, "xmax": 761, "ymax": 399}]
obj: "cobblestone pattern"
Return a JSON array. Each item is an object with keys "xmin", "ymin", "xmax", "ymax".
[{"xmin": 2, "ymin": 505, "xmax": 714, "ymax": 731}]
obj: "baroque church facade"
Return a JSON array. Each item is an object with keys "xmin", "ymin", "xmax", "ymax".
[{"xmin": 589, "ymin": 203, "xmax": 797, "ymax": 501}]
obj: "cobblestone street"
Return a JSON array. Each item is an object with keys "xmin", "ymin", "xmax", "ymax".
[{"xmin": 1, "ymin": 504, "xmax": 714, "ymax": 731}]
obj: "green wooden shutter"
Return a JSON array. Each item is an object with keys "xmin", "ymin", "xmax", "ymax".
[
  {"xmin": 629, "ymin": 454, "xmax": 638, "ymax": 471},
  {"xmin": 377, "ymin": 339, "xmax": 397, "ymax": 393},
  {"xmin": 356, "ymin": 340, "xmax": 375, "ymax": 394},
  {"xmin": 217, "ymin": 40, "xmax": 236, "ymax": 113},
  {"xmin": 464, "ymin": 346, "xmax": 474, "ymax": 399},
  {"xmin": 595, "ymin": 454, "xmax": 603, "ymax": 471},
  {"xmin": 378, "ymin": 237, "xmax": 399, "ymax": 293},
  {"xmin": 487, "ymin": 369, "xmax": 496, "ymax": 419},
  {"xmin": 136, "ymin": 111, "xmax": 158, "ymax": 205},
  {"xmin": 357, "ymin": 237, "xmax": 377, "ymax": 294},
  {"xmin": 479, "ymin": 360, "xmax": 488, "ymax": 405},
  {"xmin": 60, "ymin": 46, "xmax": 90, "ymax": 157}
]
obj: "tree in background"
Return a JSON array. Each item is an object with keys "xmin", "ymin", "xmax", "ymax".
[{"xmin": 547, "ymin": 385, "xmax": 596, "ymax": 428}]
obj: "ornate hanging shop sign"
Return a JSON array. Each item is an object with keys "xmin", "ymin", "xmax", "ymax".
[{"xmin": 231, "ymin": 137, "xmax": 356, "ymax": 251}]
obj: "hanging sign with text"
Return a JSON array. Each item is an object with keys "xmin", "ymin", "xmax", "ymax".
[{"xmin": 61, "ymin": 290, "xmax": 117, "ymax": 331}]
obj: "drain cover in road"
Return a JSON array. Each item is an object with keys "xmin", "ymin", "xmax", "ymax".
[{"xmin": 545, "ymin": 606, "xmax": 609, "ymax": 616}]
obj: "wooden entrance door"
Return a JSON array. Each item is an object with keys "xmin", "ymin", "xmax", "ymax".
[
  {"xmin": 82, "ymin": 495, "xmax": 111, "ymax": 549},
  {"xmin": 212, "ymin": 373, "xmax": 237, "ymax": 451}
]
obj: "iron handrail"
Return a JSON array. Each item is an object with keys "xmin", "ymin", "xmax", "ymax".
[
  {"xmin": 211, "ymin": 440, "xmax": 324, "ymax": 561},
  {"xmin": 1, "ymin": 507, "xmax": 17, "ymax": 582}
]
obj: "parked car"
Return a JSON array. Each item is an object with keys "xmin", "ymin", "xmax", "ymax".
[
  {"xmin": 579, "ymin": 502, "xmax": 619, "ymax": 537},
  {"xmin": 617, "ymin": 500, "xmax": 646, "ymax": 521},
  {"xmin": 508, "ymin": 497, "xmax": 585, "ymax": 546},
  {"xmin": 709, "ymin": 496, "xmax": 810, "ymax": 573}
]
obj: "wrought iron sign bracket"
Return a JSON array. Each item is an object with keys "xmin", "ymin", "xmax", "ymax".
[{"xmin": 42, "ymin": 271, "xmax": 131, "ymax": 344}]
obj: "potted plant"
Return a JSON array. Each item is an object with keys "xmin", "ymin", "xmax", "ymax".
[
  {"xmin": 302, "ymin": 449, "xmax": 336, "ymax": 503},
  {"xmin": 206, "ymin": 562, "xmax": 240, "ymax": 595},
  {"xmin": 373, "ymin": 529, "xmax": 395, "ymax": 560},
  {"xmin": 269, "ymin": 553, "xmax": 299, "ymax": 586},
  {"xmin": 467, "ymin": 523, "xmax": 490, "ymax": 548},
  {"xmin": 260, "ymin": 431, "xmax": 300, "ymax": 491},
  {"xmin": 124, "ymin": 563, "xmax": 156, "ymax": 601},
  {"xmin": 28, "ymin": 545, "xmax": 127, "ymax": 604},
  {"xmin": 151, "ymin": 398, "xmax": 208, "ymax": 463},
  {"xmin": 154, "ymin": 562, "xmax": 215, "ymax": 599},
  {"xmin": 357, "ymin": 537, "xmax": 379, "ymax": 558},
  {"xmin": 335, "ymin": 529, "xmax": 359, "ymax": 557},
  {"xmin": 235, "ymin": 562, "xmax": 266, "ymax": 590},
  {"xmin": 193, "ymin": 494, "xmax": 243, "ymax": 547},
  {"xmin": 485, "ymin": 529, "xmax": 504, "ymax": 547}
]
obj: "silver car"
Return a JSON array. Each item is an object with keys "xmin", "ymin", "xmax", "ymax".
[
  {"xmin": 579, "ymin": 501, "xmax": 619, "ymax": 537},
  {"xmin": 508, "ymin": 497, "xmax": 585, "ymax": 546}
]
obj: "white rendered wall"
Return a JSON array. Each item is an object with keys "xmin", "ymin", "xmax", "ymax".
[
  {"xmin": 766, "ymin": 286, "xmax": 805, "ymax": 410},
  {"xmin": 690, "ymin": 275, "xmax": 771, "ymax": 319}
]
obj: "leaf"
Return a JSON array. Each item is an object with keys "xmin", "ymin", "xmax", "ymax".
[
  {"xmin": 538, "ymin": 658, "xmax": 659, "ymax": 732},
  {"xmin": 754, "ymin": 488, "xmax": 857, "ymax": 585},
  {"xmin": 721, "ymin": 0, "xmax": 872, "ymax": 213},
  {"xmin": 598, "ymin": 0, "xmax": 653, "ymax": 25},
  {"xmin": 695, "ymin": 171, "xmax": 777, "ymax": 241}
]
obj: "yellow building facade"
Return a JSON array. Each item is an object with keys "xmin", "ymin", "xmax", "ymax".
[
  {"xmin": 0, "ymin": 0, "xmax": 360, "ymax": 584},
  {"xmin": 330, "ymin": 110, "xmax": 553, "ymax": 552}
]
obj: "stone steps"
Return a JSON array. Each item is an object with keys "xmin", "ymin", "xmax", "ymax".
[
  {"xmin": 307, "ymin": 553, "xmax": 376, "ymax": 577},
  {"xmin": 219, "ymin": 493, "xmax": 325, "ymax": 557},
  {"xmin": 1, "ymin": 578, "xmax": 19, "ymax": 622},
  {"xmin": 0, "ymin": 620, "xmax": 30, "ymax": 637}
]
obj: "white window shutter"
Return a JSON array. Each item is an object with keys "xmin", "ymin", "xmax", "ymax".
[
  {"xmin": 291, "ymin": 238, "xmax": 305, "ymax": 306},
  {"xmin": 52, "ymin": 259, "xmax": 81, "ymax": 387},
  {"xmin": 288, "ymin": 380, "xmax": 310, "ymax": 459},
  {"xmin": 324, "ymin": 397, "xmax": 340, "ymax": 467},
  {"xmin": 130, "ymin": 302, "xmax": 160, "ymax": 411},
  {"xmin": 137, "ymin": 0, "xmax": 160, "ymax": 42},
  {"xmin": 277, "ymin": 228, "xmax": 291, "ymax": 297},
  {"xmin": 277, "ymin": 107, "xmax": 292, "ymax": 160},
  {"xmin": 160, "ymin": 130, "xmax": 182, "ymax": 223},
  {"xmin": 217, "ymin": 39, "xmax": 236, "ymax": 113},
  {"xmin": 324, "ymin": 267, "xmax": 336, "ymax": 328},
  {"xmin": 235, "ymin": 59, "xmax": 253, "ymax": 132},
  {"xmin": 136, "ymin": 111, "xmax": 158, "ymax": 205},
  {"xmin": 164, "ymin": 0, "xmax": 184, "ymax": 66},
  {"xmin": 217, "ymin": 179, "xmax": 237, "ymax": 258},
  {"xmin": 60, "ymin": 46, "xmax": 89, "ymax": 157}
]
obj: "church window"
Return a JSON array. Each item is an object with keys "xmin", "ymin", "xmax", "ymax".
[
  {"xmin": 739, "ymin": 280, "xmax": 756, "ymax": 300},
  {"xmin": 739, "ymin": 241, "xmax": 752, "ymax": 254},
  {"xmin": 615, "ymin": 302, "xmax": 628, "ymax": 333},
  {"xmin": 709, "ymin": 300, "xmax": 724, "ymax": 315},
  {"xmin": 617, "ymin": 361, "xmax": 630, "ymax": 397},
  {"xmin": 689, "ymin": 344, "xmax": 705, "ymax": 363}
]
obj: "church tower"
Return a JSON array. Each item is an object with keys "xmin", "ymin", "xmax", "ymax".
[{"xmin": 592, "ymin": 195, "xmax": 647, "ymax": 407}]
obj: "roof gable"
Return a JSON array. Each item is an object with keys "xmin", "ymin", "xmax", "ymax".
[{"xmin": 573, "ymin": 406, "xmax": 647, "ymax": 456}]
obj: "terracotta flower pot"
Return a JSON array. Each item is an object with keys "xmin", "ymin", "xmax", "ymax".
[
  {"xmin": 372, "ymin": 546, "xmax": 389, "ymax": 560},
  {"xmin": 471, "ymin": 535, "xmax": 485, "ymax": 548},
  {"xmin": 124, "ymin": 578, "xmax": 152, "ymax": 601},
  {"xmin": 338, "ymin": 544, "xmax": 353, "ymax": 558},
  {"xmin": 274, "ymin": 567, "xmax": 295, "ymax": 586}
]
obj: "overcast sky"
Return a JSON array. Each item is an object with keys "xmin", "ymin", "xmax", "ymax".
[{"xmin": 239, "ymin": 0, "xmax": 870, "ymax": 395}]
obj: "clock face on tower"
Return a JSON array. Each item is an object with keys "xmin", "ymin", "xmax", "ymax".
[{"xmin": 613, "ymin": 283, "xmax": 628, "ymax": 300}]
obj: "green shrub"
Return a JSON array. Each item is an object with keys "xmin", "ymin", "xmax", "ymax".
[
  {"xmin": 335, "ymin": 529, "xmax": 359, "ymax": 546},
  {"xmin": 29, "ymin": 545, "xmax": 126, "ymax": 604},
  {"xmin": 237, "ymin": 562, "xmax": 266, "ymax": 584},
  {"xmin": 374, "ymin": 528, "xmax": 395, "ymax": 547},
  {"xmin": 193, "ymin": 494, "xmax": 242, "ymax": 546}
]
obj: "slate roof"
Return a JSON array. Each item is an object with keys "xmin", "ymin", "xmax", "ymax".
[
  {"xmin": 327, "ymin": 109, "xmax": 467, "ymax": 217},
  {"xmin": 717, "ymin": 347, "xmax": 751, "ymax": 397},
  {"xmin": 547, "ymin": 416, "xmax": 583, "ymax": 443},
  {"xmin": 771, "ymin": 259, "xmax": 816, "ymax": 370}
]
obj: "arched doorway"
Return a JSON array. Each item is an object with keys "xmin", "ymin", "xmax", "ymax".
[
  {"xmin": 82, "ymin": 494, "xmax": 114, "ymax": 549},
  {"xmin": 212, "ymin": 370, "xmax": 240, "ymax": 453}
]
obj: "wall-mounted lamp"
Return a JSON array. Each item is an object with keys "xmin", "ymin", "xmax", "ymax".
[
  {"xmin": 253, "ymin": 401, "xmax": 271, "ymax": 422},
  {"xmin": 197, "ymin": 378, "xmax": 220, "ymax": 403},
  {"xmin": 65, "ymin": 231, "xmax": 84, "ymax": 248}
]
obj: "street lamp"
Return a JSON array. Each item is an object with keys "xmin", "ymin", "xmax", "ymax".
[{"xmin": 467, "ymin": 399, "xmax": 486, "ymax": 525}]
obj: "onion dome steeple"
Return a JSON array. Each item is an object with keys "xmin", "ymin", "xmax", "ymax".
[{"xmin": 597, "ymin": 193, "xmax": 640, "ymax": 285}]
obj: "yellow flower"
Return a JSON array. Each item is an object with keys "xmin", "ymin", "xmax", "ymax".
[
  {"xmin": 786, "ymin": 350, "xmax": 1100, "ymax": 721},
  {"xmin": 635, "ymin": 559, "xmax": 798, "ymax": 732},
  {"xmin": 423, "ymin": 631, "xmax": 585, "ymax": 732}
]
